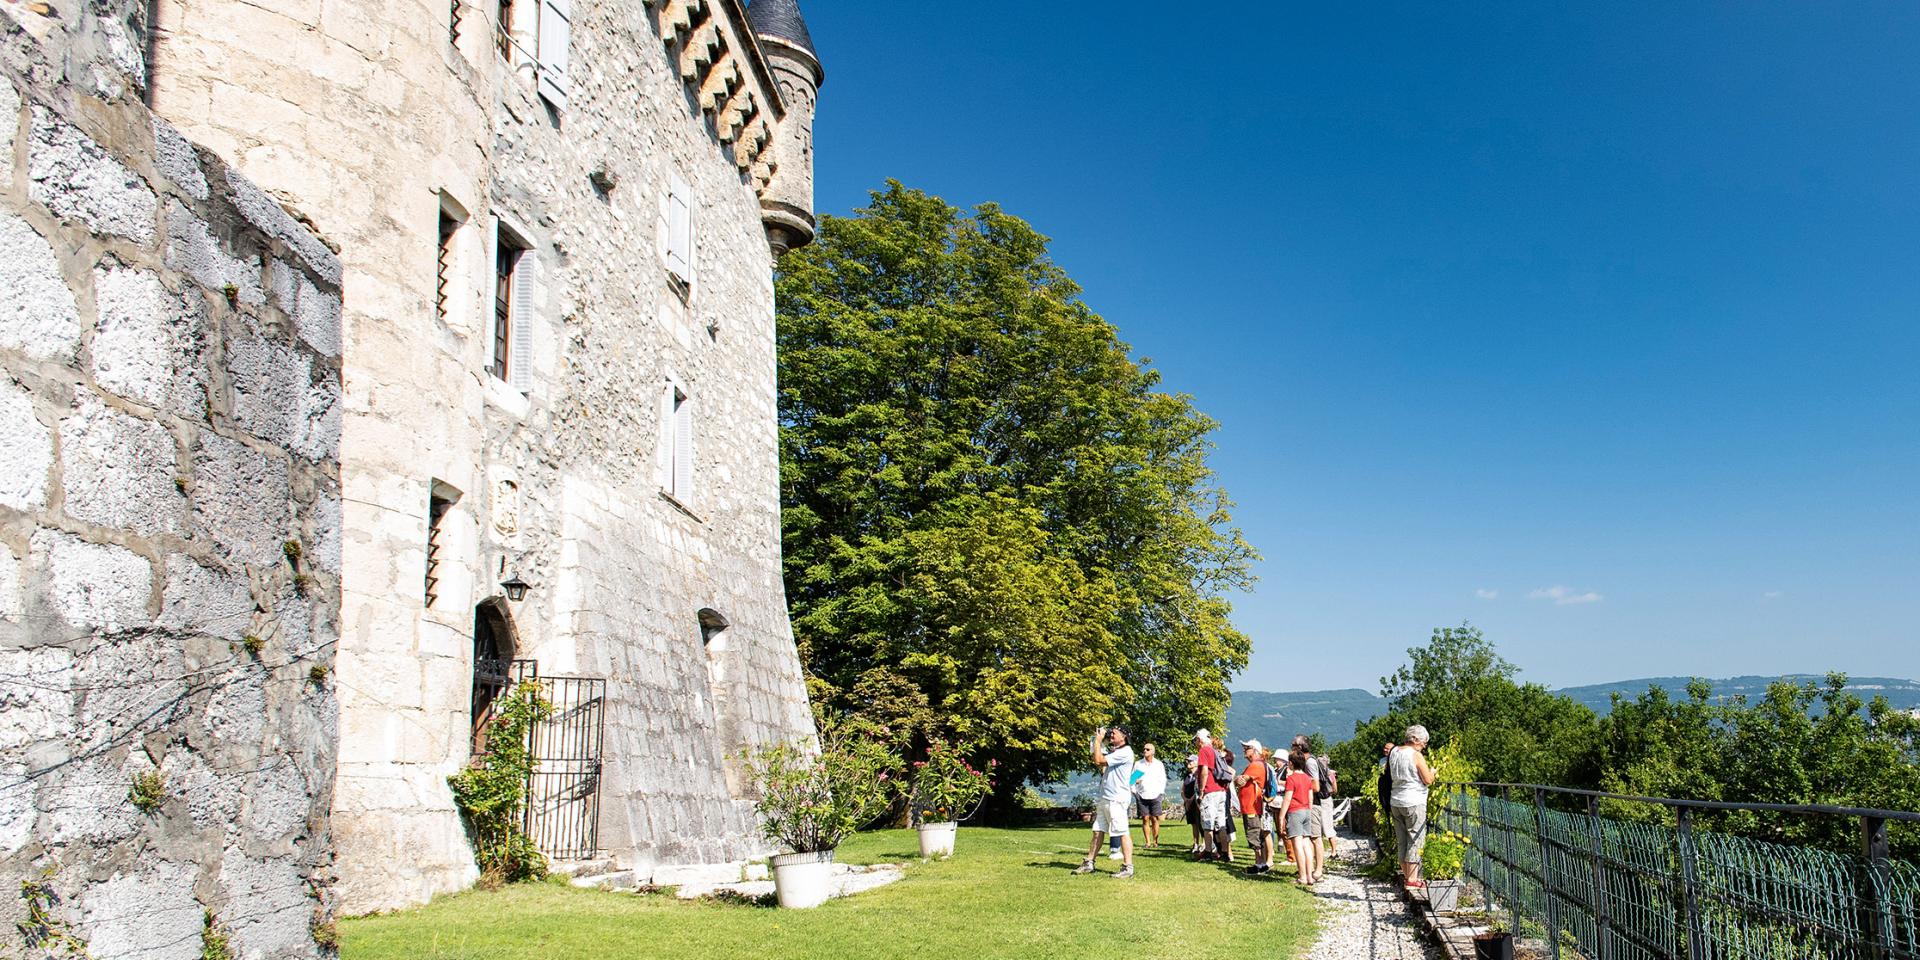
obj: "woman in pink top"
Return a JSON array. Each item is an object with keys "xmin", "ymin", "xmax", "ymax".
[{"xmin": 1282, "ymin": 749, "xmax": 1324, "ymax": 885}]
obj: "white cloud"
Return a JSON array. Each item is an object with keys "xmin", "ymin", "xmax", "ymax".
[
  {"xmin": 1475, "ymin": 589, "xmax": 1499, "ymax": 600},
  {"xmin": 1762, "ymin": 591, "xmax": 1784, "ymax": 600},
  {"xmin": 1529, "ymin": 585, "xmax": 1602, "ymax": 606}
]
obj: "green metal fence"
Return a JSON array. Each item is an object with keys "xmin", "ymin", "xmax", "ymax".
[{"xmin": 1437, "ymin": 783, "xmax": 1920, "ymax": 960}]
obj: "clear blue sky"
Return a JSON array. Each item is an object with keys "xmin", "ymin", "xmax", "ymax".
[{"xmin": 795, "ymin": 2, "xmax": 1920, "ymax": 692}]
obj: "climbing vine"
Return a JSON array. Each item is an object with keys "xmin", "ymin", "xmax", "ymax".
[
  {"xmin": 447, "ymin": 680, "xmax": 553, "ymax": 886},
  {"xmin": 12, "ymin": 872, "xmax": 90, "ymax": 958}
]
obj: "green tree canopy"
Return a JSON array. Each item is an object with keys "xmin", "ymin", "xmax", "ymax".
[
  {"xmin": 1332, "ymin": 624, "xmax": 1602, "ymax": 792},
  {"xmin": 775, "ymin": 183, "xmax": 1256, "ymax": 791}
]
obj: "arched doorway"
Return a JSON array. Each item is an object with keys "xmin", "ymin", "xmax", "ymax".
[{"xmin": 470, "ymin": 598, "xmax": 518, "ymax": 754}]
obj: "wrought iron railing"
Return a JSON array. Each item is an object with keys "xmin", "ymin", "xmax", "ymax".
[{"xmin": 1437, "ymin": 782, "xmax": 1920, "ymax": 960}]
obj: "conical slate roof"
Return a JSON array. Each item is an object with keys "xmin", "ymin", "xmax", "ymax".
[{"xmin": 746, "ymin": 0, "xmax": 816, "ymax": 57}]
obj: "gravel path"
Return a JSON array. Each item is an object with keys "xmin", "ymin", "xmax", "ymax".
[{"xmin": 1305, "ymin": 831, "xmax": 1442, "ymax": 960}]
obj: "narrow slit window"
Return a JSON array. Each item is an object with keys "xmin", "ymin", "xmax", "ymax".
[
  {"xmin": 426, "ymin": 489, "xmax": 455, "ymax": 608},
  {"xmin": 450, "ymin": 0, "xmax": 464, "ymax": 44},
  {"xmin": 436, "ymin": 209, "xmax": 457, "ymax": 321}
]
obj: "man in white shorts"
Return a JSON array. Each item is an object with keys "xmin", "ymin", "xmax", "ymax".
[{"xmin": 1074, "ymin": 725, "xmax": 1136, "ymax": 878}]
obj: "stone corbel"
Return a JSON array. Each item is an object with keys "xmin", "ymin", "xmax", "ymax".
[
  {"xmin": 733, "ymin": 118, "xmax": 771, "ymax": 170},
  {"xmin": 659, "ymin": 0, "xmax": 694, "ymax": 42},
  {"xmin": 697, "ymin": 56, "xmax": 740, "ymax": 113},
  {"xmin": 717, "ymin": 90, "xmax": 756, "ymax": 144},
  {"xmin": 679, "ymin": 21, "xmax": 721, "ymax": 83}
]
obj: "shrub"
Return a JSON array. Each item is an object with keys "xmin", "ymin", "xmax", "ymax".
[
  {"xmin": 448, "ymin": 681, "xmax": 553, "ymax": 886},
  {"xmin": 908, "ymin": 739, "xmax": 995, "ymax": 825},
  {"xmin": 743, "ymin": 716, "xmax": 900, "ymax": 853},
  {"xmin": 129, "ymin": 770, "xmax": 166, "ymax": 813}
]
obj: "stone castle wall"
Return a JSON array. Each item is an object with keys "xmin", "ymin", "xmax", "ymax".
[
  {"xmin": 1, "ymin": 3, "xmax": 342, "ymax": 956},
  {"xmin": 148, "ymin": 0, "xmax": 815, "ymax": 912}
]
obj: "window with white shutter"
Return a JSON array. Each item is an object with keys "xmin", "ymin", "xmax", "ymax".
[
  {"xmin": 491, "ymin": 220, "xmax": 536, "ymax": 394},
  {"xmin": 664, "ymin": 171, "xmax": 694, "ymax": 292},
  {"xmin": 509, "ymin": 250, "xmax": 536, "ymax": 394},
  {"xmin": 670, "ymin": 385, "xmax": 693, "ymax": 502},
  {"xmin": 535, "ymin": 0, "xmax": 570, "ymax": 109}
]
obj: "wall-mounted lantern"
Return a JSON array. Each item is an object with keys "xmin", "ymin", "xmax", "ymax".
[{"xmin": 500, "ymin": 574, "xmax": 532, "ymax": 602}]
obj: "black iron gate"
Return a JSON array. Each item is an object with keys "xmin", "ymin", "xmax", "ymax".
[{"xmin": 522, "ymin": 675, "xmax": 605, "ymax": 861}]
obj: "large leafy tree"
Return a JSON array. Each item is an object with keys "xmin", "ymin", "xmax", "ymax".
[
  {"xmin": 776, "ymin": 183, "xmax": 1256, "ymax": 791},
  {"xmin": 1332, "ymin": 624, "xmax": 1602, "ymax": 793}
]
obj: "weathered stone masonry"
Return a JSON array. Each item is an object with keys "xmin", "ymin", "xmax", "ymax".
[
  {"xmin": 1, "ymin": 2, "xmax": 343, "ymax": 957},
  {"xmin": 146, "ymin": 0, "xmax": 825, "ymax": 914}
]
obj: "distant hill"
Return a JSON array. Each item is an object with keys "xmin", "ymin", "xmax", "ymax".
[
  {"xmin": 1221, "ymin": 675, "xmax": 1920, "ymax": 751},
  {"xmin": 1036, "ymin": 674, "xmax": 1920, "ymax": 799}
]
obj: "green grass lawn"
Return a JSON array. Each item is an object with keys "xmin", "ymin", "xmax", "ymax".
[{"xmin": 343, "ymin": 824, "xmax": 1323, "ymax": 959}]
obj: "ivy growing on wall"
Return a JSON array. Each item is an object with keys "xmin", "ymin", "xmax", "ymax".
[{"xmin": 447, "ymin": 680, "xmax": 553, "ymax": 886}]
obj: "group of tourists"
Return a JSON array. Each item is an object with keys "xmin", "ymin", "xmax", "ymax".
[{"xmin": 1072, "ymin": 724, "xmax": 1342, "ymax": 885}]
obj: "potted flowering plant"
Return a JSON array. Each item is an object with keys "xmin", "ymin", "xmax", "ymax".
[
  {"xmin": 743, "ymin": 717, "xmax": 900, "ymax": 908},
  {"xmin": 1421, "ymin": 827, "xmax": 1471, "ymax": 913},
  {"xmin": 907, "ymin": 739, "xmax": 994, "ymax": 859}
]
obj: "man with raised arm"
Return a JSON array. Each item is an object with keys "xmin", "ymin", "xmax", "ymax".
[{"xmin": 1073, "ymin": 725, "xmax": 1137, "ymax": 878}]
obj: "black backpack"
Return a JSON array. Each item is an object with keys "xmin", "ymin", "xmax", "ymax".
[
  {"xmin": 1317, "ymin": 758, "xmax": 1336, "ymax": 797},
  {"xmin": 1377, "ymin": 757, "xmax": 1394, "ymax": 806}
]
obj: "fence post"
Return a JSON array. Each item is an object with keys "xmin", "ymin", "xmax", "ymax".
[
  {"xmin": 1676, "ymin": 806, "xmax": 1707, "ymax": 960},
  {"xmin": 1505, "ymin": 786, "xmax": 1523, "ymax": 941},
  {"xmin": 1587, "ymin": 794, "xmax": 1612, "ymax": 960},
  {"xmin": 1862, "ymin": 814, "xmax": 1889, "ymax": 960},
  {"xmin": 1535, "ymin": 788, "xmax": 1562, "ymax": 959}
]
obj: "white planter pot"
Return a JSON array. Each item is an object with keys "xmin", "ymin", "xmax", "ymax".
[
  {"xmin": 917, "ymin": 821, "xmax": 958, "ymax": 859},
  {"xmin": 1426, "ymin": 878, "xmax": 1465, "ymax": 914},
  {"xmin": 770, "ymin": 850, "xmax": 836, "ymax": 909}
]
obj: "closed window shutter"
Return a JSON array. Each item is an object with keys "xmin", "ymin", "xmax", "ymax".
[
  {"xmin": 510, "ymin": 253, "xmax": 536, "ymax": 393},
  {"xmin": 665, "ymin": 172, "xmax": 693, "ymax": 287},
  {"xmin": 672, "ymin": 391, "xmax": 693, "ymax": 501},
  {"xmin": 536, "ymin": 0, "xmax": 570, "ymax": 109}
]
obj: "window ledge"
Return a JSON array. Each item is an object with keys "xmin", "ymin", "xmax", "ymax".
[
  {"xmin": 659, "ymin": 489, "xmax": 703, "ymax": 523},
  {"xmin": 484, "ymin": 376, "xmax": 530, "ymax": 420}
]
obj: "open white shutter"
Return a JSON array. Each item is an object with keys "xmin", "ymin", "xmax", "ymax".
[
  {"xmin": 509, "ymin": 254, "xmax": 536, "ymax": 393},
  {"xmin": 536, "ymin": 0, "xmax": 570, "ymax": 109},
  {"xmin": 665, "ymin": 172, "xmax": 693, "ymax": 287},
  {"xmin": 672, "ymin": 391, "xmax": 693, "ymax": 501}
]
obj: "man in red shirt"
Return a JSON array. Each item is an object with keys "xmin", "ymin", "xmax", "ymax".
[
  {"xmin": 1235, "ymin": 739, "xmax": 1275, "ymax": 874},
  {"xmin": 1190, "ymin": 728, "xmax": 1230, "ymax": 861}
]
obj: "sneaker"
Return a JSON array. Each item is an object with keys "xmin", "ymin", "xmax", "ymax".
[
  {"xmin": 1072, "ymin": 860, "xmax": 1096, "ymax": 875},
  {"xmin": 1113, "ymin": 866, "xmax": 1134, "ymax": 879},
  {"xmin": 1108, "ymin": 849, "xmax": 1123, "ymax": 860},
  {"xmin": 1245, "ymin": 864, "xmax": 1269, "ymax": 876}
]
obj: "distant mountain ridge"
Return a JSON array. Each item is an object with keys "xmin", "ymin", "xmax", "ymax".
[{"xmin": 1225, "ymin": 675, "xmax": 1920, "ymax": 749}]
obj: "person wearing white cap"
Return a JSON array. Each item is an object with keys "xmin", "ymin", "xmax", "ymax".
[
  {"xmin": 1235, "ymin": 739, "xmax": 1275, "ymax": 874},
  {"xmin": 1189, "ymin": 728, "xmax": 1230, "ymax": 861}
]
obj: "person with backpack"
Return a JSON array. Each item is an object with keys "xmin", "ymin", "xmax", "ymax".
[
  {"xmin": 1234, "ymin": 740, "xmax": 1275, "ymax": 874},
  {"xmin": 1192, "ymin": 728, "xmax": 1231, "ymax": 862}
]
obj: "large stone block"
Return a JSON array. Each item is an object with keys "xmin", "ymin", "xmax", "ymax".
[
  {"xmin": 157, "ymin": 554, "xmax": 252, "ymax": 641},
  {"xmin": 0, "ymin": 208, "xmax": 83, "ymax": 362},
  {"xmin": 0, "ymin": 77, "xmax": 16, "ymax": 156},
  {"xmin": 75, "ymin": 860, "xmax": 203, "ymax": 960},
  {"xmin": 227, "ymin": 330, "xmax": 311, "ymax": 449},
  {"xmin": 164, "ymin": 200, "xmax": 263, "ymax": 306},
  {"xmin": 0, "ymin": 764, "xmax": 32, "ymax": 855},
  {"xmin": 41, "ymin": 750, "xmax": 146, "ymax": 846},
  {"xmin": 0, "ymin": 377, "xmax": 53, "ymax": 511},
  {"xmin": 58, "ymin": 395, "xmax": 186, "ymax": 537},
  {"xmin": 191, "ymin": 432, "xmax": 291, "ymax": 567},
  {"xmin": 294, "ymin": 271, "xmax": 342, "ymax": 358},
  {"xmin": 27, "ymin": 106, "xmax": 157, "ymax": 243},
  {"xmin": 223, "ymin": 166, "xmax": 341, "ymax": 286},
  {"xmin": 90, "ymin": 262, "xmax": 210, "ymax": 417},
  {"xmin": 218, "ymin": 848, "xmax": 315, "ymax": 958},
  {"xmin": 0, "ymin": 541, "xmax": 20, "ymax": 621},
  {"xmin": 29, "ymin": 529, "xmax": 151, "ymax": 631},
  {"xmin": 150, "ymin": 116, "xmax": 209, "ymax": 200}
]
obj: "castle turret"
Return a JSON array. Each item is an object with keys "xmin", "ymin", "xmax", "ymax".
[{"xmin": 749, "ymin": 0, "xmax": 824, "ymax": 255}]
